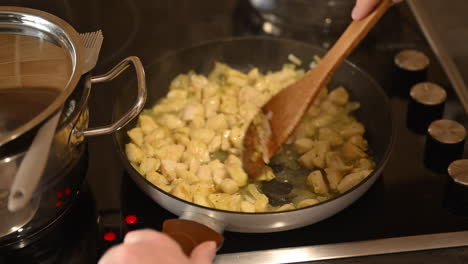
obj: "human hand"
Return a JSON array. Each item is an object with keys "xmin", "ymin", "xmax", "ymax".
[
  {"xmin": 352, "ymin": 0, "xmax": 403, "ymax": 20},
  {"xmin": 98, "ymin": 229, "xmax": 217, "ymax": 264}
]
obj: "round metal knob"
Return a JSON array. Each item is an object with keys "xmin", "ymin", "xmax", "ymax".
[
  {"xmin": 393, "ymin": 49, "xmax": 430, "ymax": 97},
  {"xmin": 424, "ymin": 119, "xmax": 466, "ymax": 172},
  {"xmin": 444, "ymin": 159, "xmax": 468, "ymax": 216},
  {"xmin": 448, "ymin": 159, "xmax": 468, "ymax": 187},
  {"xmin": 407, "ymin": 82, "xmax": 447, "ymax": 134}
]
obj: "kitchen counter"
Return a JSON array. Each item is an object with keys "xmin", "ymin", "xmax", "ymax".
[{"xmin": 1, "ymin": 0, "xmax": 468, "ymax": 263}]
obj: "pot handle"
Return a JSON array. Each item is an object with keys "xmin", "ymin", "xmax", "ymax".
[
  {"xmin": 163, "ymin": 219, "xmax": 224, "ymax": 256},
  {"xmin": 77, "ymin": 56, "xmax": 147, "ymax": 137}
]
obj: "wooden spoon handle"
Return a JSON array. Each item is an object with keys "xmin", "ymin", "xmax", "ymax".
[{"xmin": 317, "ymin": 0, "xmax": 393, "ymax": 78}]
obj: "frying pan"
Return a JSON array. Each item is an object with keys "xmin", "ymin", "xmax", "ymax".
[{"xmin": 114, "ymin": 37, "xmax": 395, "ymax": 254}]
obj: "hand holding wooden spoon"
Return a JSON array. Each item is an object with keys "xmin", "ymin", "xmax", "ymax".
[{"xmin": 242, "ymin": 0, "xmax": 394, "ymax": 178}]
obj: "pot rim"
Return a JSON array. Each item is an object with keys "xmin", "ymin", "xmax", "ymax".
[
  {"xmin": 0, "ymin": 6, "xmax": 84, "ymax": 147},
  {"xmin": 116, "ymin": 36, "xmax": 396, "ymax": 216}
]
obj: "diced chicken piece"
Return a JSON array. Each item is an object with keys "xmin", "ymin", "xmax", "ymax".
[
  {"xmin": 297, "ymin": 199, "xmax": 319, "ymax": 208},
  {"xmin": 154, "ymin": 144, "xmax": 185, "ymax": 161},
  {"xmin": 175, "ymin": 169, "xmax": 199, "ymax": 184},
  {"xmin": 256, "ymin": 166, "xmax": 276, "ymax": 182},
  {"xmin": 226, "ymin": 164, "xmax": 248, "ymax": 187},
  {"xmin": 190, "ymin": 128, "xmax": 215, "ymax": 145},
  {"xmin": 221, "ymin": 134, "xmax": 231, "ymax": 151},
  {"xmin": 174, "ymin": 134, "xmax": 191, "ymax": 146},
  {"xmin": 325, "ymin": 152, "xmax": 352, "ymax": 172},
  {"xmin": 238, "ymin": 104, "xmax": 258, "ymax": 121},
  {"xmin": 171, "ymin": 181, "xmax": 193, "ymax": 202},
  {"xmin": 348, "ymin": 135, "xmax": 369, "ymax": 151},
  {"xmin": 208, "ymin": 193, "xmax": 242, "ymax": 211},
  {"xmin": 220, "ymin": 95, "xmax": 238, "ymax": 114},
  {"xmin": 141, "ymin": 143, "xmax": 155, "ymax": 158},
  {"xmin": 219, "ymin": 178, "xmax": 240, "ymax": 194},
  {"xmin": 204, "ymin": 96, "xmax": 220, "ymax": 118},
  {"xmin": 307, "ymin": 105, "xmax": 321, "ymax": 117},
  {"xmin": 328, "ymin": 86, "xmax": 349, "ymax": 105},
  {"xmin": 307, "ymin": 170, "xmax": 329, "ymax": 195},
  {"xmin": 340, "ymin": 122, "xmax": 365, "ymax": 139},
  {"xmin": 157, "ymin": 114, "xmax": 184, "ymax": 129},
  {"xmin": 167, "ymin": 89, "xmax": 188, "ymax": 99},
  {"xmin": 146, "ymin": 171, "xmax": 171, "ymax": 192},
  {"xmin": 190, "ymin": 74, "xmax": 208, "ymax": 88},
  {"xmin": 337, "ymin": 170, "xmax": 372, "ymax": 193},
  {"xmin": 225, "ymin": 155, "xmax": 242, "ymax": 167},
  {"xmin": 186, "ymin": 140, "xmax": 210, "ymax": 163},
  {"xmin": 229, "ymin": 127, "xmax": 243, "ymax": 149},
  {"xmin": 138, "ymin": 115, "xmax": 158, "ymax": 135},
  {"xmin": 238, "ymin": 86, "xmax": 261, "ymax": 106},
  {"xmin": 299, "ymin": 141, "xmax": 330, "ymax": 169},
  {"xmin": 240, "ymin": 201, "xmax": 256, "ymax": 213},
  {"xmin": 208, "ymin": 135, "xmax": 222, "ymax": 152},
  {"xmin": 321, "ymin": 101, "xmax": 340, "ymax": 115},
  {"xmin": 160, "ymin": 160, "xmax": 187, "ymax": 182},
  {"xmin": 311, "ymin": 114, "xmax": 333, "ymax": 128},
  {"xmin": 342, "ymin": 142, "xmax": 367, "ymax": 160},
  {"xmin": 193, "ymin": 193, "xmax": 212, "ymax": 207},
  {"xmin": 352, "ymin": 158, "xmax": 374, "ymax": 173},
  {"xmin": 143, "ymin": 128, "xmax": 166, "ymax": 144},
  {"xmin": 275, "ymin": 203, "xmax": 295, "ymax": 212},
  {"xmin": 127, "ymin": 128, "xmax": 144, "ymax": 146},
  {"xmin": 325, "ymin": 168, "xmax": 343, "ymax": 191},
  {"xmin": 293, "ymin": 138, "xmax": 315, "ymax": 153},
  {"xmin": 126, "ymin": 143, "xmax": 145, "ymax": 164},
  {"xmin": 140, "ymin": 157, "xmax": 161, "ymax": 174},
  {"xmin": 197, "ymin": 165, "xmax": 213, "ymax": 184},
  {"xmin": 318, "ymin": 127, "xmax": 344, "ymax": 146},
  {"xmin": 206, "ymin": 114, "xmax": 228, "ymax": 132},
  {"xmin": 190, "ymin": 116, "xmax": 206, "ymax": 129},
  {"xmin": 182, "ymin": 103, "xmax": 204, "ymax": 121},
  {"xmin": 202, "ymin": 82, "xmax": 219, "ymax": 99}
]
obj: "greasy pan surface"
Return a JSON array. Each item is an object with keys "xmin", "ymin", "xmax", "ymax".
[{"xmin": 114, "ymin": 37, "xmax": 394, "ymax": 233}]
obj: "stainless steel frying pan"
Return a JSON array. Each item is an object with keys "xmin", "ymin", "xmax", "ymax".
[{"xmin": 113, "ymin": 37, "xmax": 395, "ymax": 254}]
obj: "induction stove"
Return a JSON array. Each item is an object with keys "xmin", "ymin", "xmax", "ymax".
[{"xmin": 0, "ymin": 1, "xmax": 468, "ymax": 264}]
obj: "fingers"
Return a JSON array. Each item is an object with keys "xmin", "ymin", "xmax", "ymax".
[
  {"xmin": 99, "ymin": 229, "xmax": 190, "ymax": 264},
  {"xmin": 352, "ymin": 0, "xmax": 403, "ymax": 21},
  {"xmin": 352, "ymin": 0, "xmax": 381, "ymax": 20},
  {"xmin": 124, "ymin": 229, "xmax": 176, "ymax": 247},
  {"xmin": 190, "ymin": 241, "xmax": 217, "ymax": 264}
]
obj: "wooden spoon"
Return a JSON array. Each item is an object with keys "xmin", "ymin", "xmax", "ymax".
[{"xmin": 242, "ymin": 0, "xmax": 393, "ymax": 178}]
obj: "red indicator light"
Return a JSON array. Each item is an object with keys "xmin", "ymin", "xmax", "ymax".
[
  {"xmin": 103, "ymin": 232, "xmax": 116, "ymax": 241},
  {"xmin": 55, "ymin": 201, "xmax": 63, "ymax": 207},
  {"xmin": 65, "ymin": 188, "xmax": 71, "ymax": 195},
  {"xmin": 56, "ymin": 192, "xmax": 63, "ymax": 198},
  {"xmin": 125, "ymin": 215, "xmax": 138, "ymax": 225}
]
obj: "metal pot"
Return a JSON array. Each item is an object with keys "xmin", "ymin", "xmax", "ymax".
[
  {"xmin": 114, "ymin": 37, "xmax": 394, "ymax": 254},
  {"xmin": 0, "ymin": 6, "xmax": 146, "ymax": 241}
]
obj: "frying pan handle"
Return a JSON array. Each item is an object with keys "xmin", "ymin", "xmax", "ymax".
[
  {"xmin": 76, "ymin": 56, "xmax": 147, "ymax": 137},
  {"xmin": 163, "ymin": 219, "xmax": 224, "ymax": 256}
]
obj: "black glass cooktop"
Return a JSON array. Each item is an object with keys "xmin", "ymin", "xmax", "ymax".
[{"xmin": 1, "ymin": 0, "xmax": 468, "ymax": 263}]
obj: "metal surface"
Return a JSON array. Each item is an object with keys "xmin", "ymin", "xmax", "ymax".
[
  {"xmin": 215, "ymin": 231, "xmax": 468, "ymax": 263},
  {"xmin": 410, "ymin": 82, "xmax": 446, "ymax": 106},
  {"xmin": 114, "ymin": 37, "xmax": 394, "ymax": 233},
  {"xmin": 394, "ymin": 49, "xmax": 429, "ymax": 71},
  {"xmin": 428, "ymin": 120, "xmax": 466, "ymax": 144},
  {"xmin": 79, "ymin": 56, "xmax": 147, "ymax": 137},
  {"xmin": 0, "ymin": 6, "xmax": 84, "ymax": 147},
  {"xmin": 408, "ymin": 0, "xmax": 468, "ymax": 112},
  {"xmin": 448, "ymin": 159, "xmax": 468, "ymax": 186}
]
